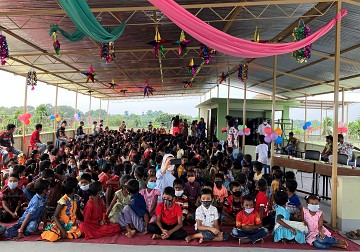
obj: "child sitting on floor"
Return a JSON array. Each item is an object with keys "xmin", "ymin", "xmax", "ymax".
[
  {"xmin": 118, "ymin": 179, "xmax": 149, "ymax": 238},
  {"xmin": 77, "ymin": 173, "xmax": 92, "ymax": 221},
  {"xmin": 140, "ymin": 175, "xmax": 160, "ymax": 223},
  {"xmin": 41, "ymin": 177, "xmax": 81, "ymax": 242},
  {"xmin": 105, "ymin": 164, "xmax": 122, "ymax": 208},
  {"xmin": 213, "ymin": 173, "xmax": 228, "ymax": 204},
  {"xmin": 79, "ymin": 181, "xmax": 120, "ymax": 239},
  {"xmin": 286, "ymin": 179, "xmax": 303, "ymax": 221},
  {"xmin": 5, "ymin": 180, "xmax": 50, "ymax": 239},
  {"xmin": 223, "ymin": 181, "xmax": 242, "ymax": 224},
  {"xmin": 232, "ymin": 195, "xmax": 269, "ymax": 244},
  {"xmin": 147, "ymin": 186, "xmax": 187, "ymax": 240},
  {"xmin": 107, "ymin": 175, "xmax": 131, "ymax": 223},
  {"xmin": 173, "ymin": 179, "xmax": 189, "ymax": 222},
  {"xmin": 253, "ymin": 161, "xmax": 264, "ymax": 183},
  {"xmin": 0, "ymin": 174, "xmax": 24, "ymax": 222},
  {"xmin": 185, "ymin": 188, "xmax": 229, "ymax": 243},
  {"xmin": 273, "ymin": 190, "xmax": 307, "ymax": 244},
  {"xmin": 255, "ymin": 179, "xmax": 274, "ymax": 230},
  {"xmin": 184, "ymin": 170, "xmax": 200, "ymax": 214},
  {"xmin": 304, "ymin": 195, "xmax": 347, "ymax": 249}
]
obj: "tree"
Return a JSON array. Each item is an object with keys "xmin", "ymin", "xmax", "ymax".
[
  {"xmin": 348, "ymin": 119, "xmax": 360, "ymax": 139},
  {"xmin": 34, "ymin": 104, "xmax": 49, "ymax": 124},
  {"xmin": 322, "ymin": 116, "xmax": 333, "ymax": 136}
]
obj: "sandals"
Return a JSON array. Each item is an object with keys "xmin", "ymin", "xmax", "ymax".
[{"xmin": 346, "ymin": 231, "xmax": 360, "ymax": 240}]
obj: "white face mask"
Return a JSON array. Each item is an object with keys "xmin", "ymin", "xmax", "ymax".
[
  {"xmin": 9, "ymin": 167, "xmax": 14, "ymax": 174},
  {"xmin": 175, "ymin": 190, "xmax": 184, "ymax": 197},
  {"xmin": 80, "ymin": 184, "xmax": 89, "ymax": 191},
  {"xmin": 79, "ymin": 172, "xmax": 84, "ymax": 177},
  {"xmin": 8, "ymin": 182, "xmax": 18, "ymax": 190},
  {"xmin": 308, "ymin": 204, "xmax": 320, "ymax": 212}
]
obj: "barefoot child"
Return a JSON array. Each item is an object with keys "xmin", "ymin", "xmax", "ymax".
[
  {"xmin": 232, "ymin": 195, "xmax": 269, "ymax": 244},
  {"xmin": 185, "ymin": 188, "xmax": 229, "ymax": 243},
  {"xmin": 107, "ymin": 175, "xmax": 131, "ymax": 223},
  {"xmin": 140, "ymin": 175, "xmax": 160, "ymax": 223},
  {"xmin": 304, "ymin": 195, "xmax": 347, "ymax": 249}
]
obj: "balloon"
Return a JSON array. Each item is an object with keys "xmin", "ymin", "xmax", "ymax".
[
  {"xmin": 25, "ymin": 113, "xmax": 31, "ymax": 119},
  {"xmin": 270, "ymin": 133, "xmax": 278, "ymax": 140},
  {"xmin": 338, "ymin": 122, "xmax": 345, "ymax": 128},
  {"xmin": 50, "ymin": 115, "xmax": 55, "ymax": 120},
  {"xmin": 238, "ymin": 130, "xmax": 244, "ymax": 136},
  {"xmin": 56, "ymin": 117, "xmax": 61, "ymax": 122},
  {"xmin": 305, "ymin": 121, "xmax": 311, "ymax": 127},
  {"xmin": 274, "ymin": 128, "xmax": 283, "ymax": 135},
  {"xmin": 18, "ymin": 114, "xmax": 25, "ymax": 121},
  {"xmin": 264, "ymin": 127, "xmax": 272, "ymax": 135},
  {"xmin": 307, "ymin": 126, "xmax": 312, "ymax": 130},
  {"xmin": 245, "ymin": 131, "xmax": 251, "ymax": 136},
  {"xmin": 275, "ymin": 136, "xmax": 283, "ymax": 144},
  {"xmin": 342, "ymin": 127, "xmax": 348, "ymax": 133},
  {"xmin": 76, "ymin": 117, "xmax": 81, "ymax": 122},
  {"xmin": 74, "ymin": 114, "xmax": 78, "ymax": 119},
  {"xmin": 244, "ymin": 128, "xmax": 250, "ymax": 133},
  {"xmin": 55, "ymin": 114, "xmax": 59, "ymax": 118},
  {"xmin": 78, "ymin": 113, "xmax": 81, "ymax": 118},
  {"xmin": 221, "ymin": 127, "xmax": 227, "ymax": 133},
  {"xmin": 24, "ymin": 119, "xmax": 30, "ymax": 125},
  {"xmin": 303, "ymin": 125, "xmax": 307, "ymax": 130},
  {"xmin": 264, "ymin": 135, "xmax": 271, "ymax": 143}
]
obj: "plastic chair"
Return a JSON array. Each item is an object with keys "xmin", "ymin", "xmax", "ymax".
[
  {"xmin": 298, "ymin": 150, "xmax": 321, "ymax": 190},
  {"xmin": 27, "ymin": 145, "xmax": 39, "ymax": 157},
  {"xmin": 338, "ymin": 153, "xmax": 349, "ymax": 165}
]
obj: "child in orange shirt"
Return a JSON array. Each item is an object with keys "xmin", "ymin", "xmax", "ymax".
[
  {"xmin": 213, "ymin": 173, "xmax": 228, "ymax": 204},
  {"xmin": 231, "ymin": 195, "xmax": 269, "ymax": 244}
]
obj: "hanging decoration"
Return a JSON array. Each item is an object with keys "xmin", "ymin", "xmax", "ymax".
[
  {"xmin": 184, "ymin": 58, "xmax": 198, "ymax": 75},
  {"xmin": 219, "ymin": 72, "xmax": 229, "ymax": 84},
  {"xmin": 292, "ymin": 20, "xmax": 312, "ymax": 63},
  {"xmin": 173, "ymin": 30, "xmax": 191, "ymax": 56},
  {"xmin": 74, "ymin": 113, "xmax": 81, "ymax": 122},
  {"xmin": 0, "ymin": 33, "xmax": 9, "ymax": 65},
  {"xmin": 82, "ymin": 65, "xmax": 96, "ymax": 83},
  {"xmin": 199, "ymin": 44, "xmax": 215, "ymax": 64},
  {"xmin": 100, "ymin": 42, "xmax": 115, "ymax": 63},
  {"xmin": 182, "ymin": 79, "xmax": 194, "ymax": 89},
  {"xmin": 108, "ymin": 79, "xmax": 118, "ymax": 89},
  {"xmin": 147, "ymin": 30, "xmax": 171, "ymax": 58},
  {"xmin": 18, "ymin": 113, "xmax": 32, "ymax": 125},
  {"xmin": 142, "ymin": 80, "xmax": 155, "ymax": 97},
  {"xmin": 251, "ymin": 26, "xmax": 269, "ymax": 43},
  {"xmin": 51, "ymin": 31, "xmax": 61, "ymax": 55},
  {"xmin": 302, "ymin": 121, "xmax": 312, "ymax": 131},
  {"xmin": 238, "ymin": 64, "xmax": 248, "ymax": 82},
  {"xmin": 120, "ymin": 87, "xmax": 128, "ymax": 95},
  {"xmin": 338, "ymin": 122, "xmax": 348, "ymax": 133},
  {"xmin": 27, "ymin": 68, "xmax": 37, "ymax": 91},
  {"xmin": 54, "ymin": 113, "xmax": 62, "ymax": 122},
  {"xmin": 263, "ymin": 126, "xmax": 283, "ymax": 144},
  {"xmin": 237, "ymin": 126, "xmax": 251, "ymax": 136}
]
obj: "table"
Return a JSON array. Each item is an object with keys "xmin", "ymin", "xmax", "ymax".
[
  {"xmin": 315, "ymin": 163, "xmax": 360, "ymax": 200},
  {"xmin": 272, "ymin": 156, "xmax": 316, "ymax": 194}
]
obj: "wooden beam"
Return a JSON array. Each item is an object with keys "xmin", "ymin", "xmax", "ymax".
[{"xmin": 270, "ymin": 55, "xmax": 277, "ymax": 167}]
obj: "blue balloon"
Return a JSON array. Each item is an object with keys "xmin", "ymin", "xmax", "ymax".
[
  {"xmin": 50, "ymin": 115, "xmax": 55, "ymax": 121},
  {"xmin": 305, "ymin": 121, "xmax": 311, "ymax": 127},
  {"xmin": 77, "ymin": 113, "xmax": 81, "ymax": 118},
  {"xmin": 303, "ymin": 125, "xmax": 307, "ymax": 130},
  {"xmin": 274, "ymin": 136, "xmax": 283, "ymax": 145}
]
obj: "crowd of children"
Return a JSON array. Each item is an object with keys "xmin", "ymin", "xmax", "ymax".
[{"xmin": 0, "ymin": 128, "xmax": 349, "ymax": 249}]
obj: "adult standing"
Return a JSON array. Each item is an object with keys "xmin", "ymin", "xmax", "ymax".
[
  {"xmin": 257, "ymin": 118, "xmax": 270, "ymax": 139},
  {"xmin": 30, "ymin": 124, "xmax": 47, "ymax": 153},
  {"xmin": 190, "ymin": 121, "xmax": 197, "ymax": 137},
  {"xmin": 0, "ymin": 124, "xmax": 22, "ymax": 165},
  {"xmin": 338, "ymin": 134, "xmax": 360, "ymax": 161},
  {"xmin": 148, "ymin": 121, "xmax": 153, "ymax": 132},
  {"xmin": 197, "ymin": 117, "xmax": 206, "ymax": 139},
  {"xmin": 172, "ymin": 115, "xmax": 180, "ymax": 136},
  {"xmin": 183, "ymin": 119, "xmax": 189, "ymax": 138},
  {"xmin": 227, "ymin": 119, "xmax": 238, "ymax": 155}
]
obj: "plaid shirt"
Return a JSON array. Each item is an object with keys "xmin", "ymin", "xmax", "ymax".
[{"xmin": 338, "ymin": 141, "xmax": 354, "ymax": 159}]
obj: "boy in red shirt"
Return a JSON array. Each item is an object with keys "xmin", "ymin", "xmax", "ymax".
[
  {"xmin": 30, "ymin": 124, "xmax": 46, "ymax": 153},
  {"xmin": 98, "ymin": 163, "xmax": 112, "ymax": 189},
  {"xmin": 255, "ymin": 178, "xmax": 274, "ymax": 230},
  {"xmin": 232, "ymin": 195, "xmax": 269, "ymax": 244},
  {"xmin": 147, "ymin": 186, "xmax": 187, "ymax": 240},
  {"xmin": 223, "ymin": 181, "xmax": 242, "ymax": 224}
]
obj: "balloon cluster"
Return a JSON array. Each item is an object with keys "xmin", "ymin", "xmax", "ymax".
[
  {"xmin": 338, "ymin": 122, "xmax": 348, "ymax": 133},
  {"xmin": 50, "ymin": 114, "xmax": 61, "ymax": 122},
  {"xmin": 264, "ymin": 127, "xmax": 283, "ymax": 145},
  {"xmin": 173, "ymin": 30, "xmax": 191, "ymax": 56},
  {"xmin": 238, "ymin": 64, "xmax": 248, "ymax": 82},
  {"xmin": 27, "ymin": 68, "xmax": 37, "ymax": 91},
  {"xmin": 82, "ymin": 65, "xmax": 96, "ymax": 83},
  {"xmin": 237, "ymin": 127, "xmax": 251, "ymax": 136},
  {"xmin": 100, "ymin": 42, "xmax": 115, "ymax": 63},
  {"xmin": 199, "ymin": 44, "xmax": 215, "ymax": 64},
  {"xmin": 0, "ymin": 34, "xmax": 9, "ymax": 65},
  {"xmin": 302, "ymin": 121, "xmax": 312, "ymax": 131},
  {"xmin": 18, "ymin": 113, "xmax": 32, "ymax": 125},
  {"xmin": 292, "ymin": 21, "xmax": 312, "ymax": 63},
  {"xmin": 185, "ymin": 58, "xmax": 198, "ymax": 75},
  {"xmin": 51, "ymin": 31, "xmax": 61, "ymax": 55},
  {"xmin": 74, "ymin": 113, "xmax": 81, "ymax": 122}
]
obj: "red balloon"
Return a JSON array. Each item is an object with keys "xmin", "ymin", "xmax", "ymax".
[
  {"xmin": 55, "ymin": 114, "xmax": 59, "ymax": 118},
  {"xmin": 25, "ymin": 113, "xmax": 32, "ymax": 119},
  {"xmin": 24, "ymin": 119, "xmax": 30, "ymax": 125},
  {"xmin": 264, "ymin": 127, "xmax": 272, "ymax": 135},
  {"xmin": 221, "ymin": 127, "xmax": 227, "ymax": 133},
  {"xmin": 244, "ymin": 128, "xmax": 250, "ymax": 133},
  {"xmin": 18, "ymin": 114, "xmax": 25, "ymax": 121},
  {"xmin": 343, "ymin": 127, "xmax": 348, "ymax": 133},
  {"xmin": 307, "ymin": 126, "xmax": 312, "ymax": 131}
]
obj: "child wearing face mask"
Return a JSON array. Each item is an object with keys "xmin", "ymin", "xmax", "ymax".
[
  {"xmin": 231, "ymin": 194, "xmax": 269, "ymax": 244},
  {"xmin": 5, "ymin": 180, "xmax": 50, "ymax": 239},
  {"xmin": 68, "ymin": 157, "xmax": 77, "ymax": 176},
  {"xmin": 79, "ymin": 181, "xmax": 120, "ymax": 239},
  {"xmin": 303, "ymin": 195, "xmax": 347, "ymax": 249},
  {"xmin": 213, "ymin": 173, "xmax": 228, "ymax": 204},
  {"xmin": 173, "ymin": 179, "xmax": 189, "ymax": 222},
  {"xmin": 0, "ymin": 174, "xmax": 24, "ymax": 222},
  {"xmin": 184, "ymin": 170, "xmax": 200, "ymax": 214},
  {"xmin": 147, "ymin": 186, "xmax": 187, "ymax": 240},
  {"xmin": 223, "ymin": 181, "xmax": 242, "ymax": 224},
  {"xmin": 140, "ymin": 175, "xmax": 160, "ymax": 223},
  {"xmin": 76, "ymin": 174, "xmax": 92, "ymax": 221},
  {"xmin": 185, "ymin": 188, "xmax": 229, "ymax": 243},
  {"xmin": 107, "ymin": 175, "xmax": 131, "ymax": 223}
]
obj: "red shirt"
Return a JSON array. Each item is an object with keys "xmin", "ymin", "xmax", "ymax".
[
  {"xmin": 255, "ymin": 191, "xmax": 270, "ymax": 217},
  {"xmin": 106, "ymin": 175, "xmax": 120, "ymax": 191},
  {"xmin": 236, "ymin": 210, "xmax": 261, "ymax": 228},
  {"xmin": 98, "ymin": 172, "xmax": 111, "ymax": 189},
  {"xmin": 156, "ymin": 202, "xmax": 182, "ymax": 225},
  {"xmin": 223, "ymin": 195, "xmax": 242, "ymax": 216},
  {"xmin": 30, "ymin": 130, "xmax": 40, "ymax": 146}
]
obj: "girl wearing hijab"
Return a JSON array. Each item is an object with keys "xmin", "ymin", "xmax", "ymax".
[{"xmin": 155, "ymin": 154, "xmax": 176, "ymax": 201}]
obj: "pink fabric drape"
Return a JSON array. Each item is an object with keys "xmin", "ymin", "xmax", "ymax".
[{"xmin": 148, "ymin": 0, "xmax": 347, "ymax": 58}]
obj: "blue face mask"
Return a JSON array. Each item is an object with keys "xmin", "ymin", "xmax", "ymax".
[{"xmin": 147, "ymin": 181, "xmax": 156, "ymax": 189}]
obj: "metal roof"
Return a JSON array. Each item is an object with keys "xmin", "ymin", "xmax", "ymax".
[{"xmin": 1, "ymin": 0, "xmax": 360, "ymax": 101}]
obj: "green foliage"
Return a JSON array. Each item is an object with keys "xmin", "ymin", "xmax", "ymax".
[
  {"xmin": 348, "ymin": 119, "xmax": 360, "ymax": 139},
  {"xmin": 322, "ymin": 116, "xmax": 333, "ymax": 135}
]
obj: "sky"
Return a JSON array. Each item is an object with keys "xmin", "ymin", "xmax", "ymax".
[{"xmin": 1, "ymin": 70, "xmax": 360, "ymax": 121}]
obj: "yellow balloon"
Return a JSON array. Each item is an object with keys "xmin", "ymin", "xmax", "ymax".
[
  {"xmin": 274, "ymin": 128, "xmax": 283, "ymax": 135},
  {"xmin": 56, "ymin": 117, "xmax": 61, "ymax": 122}
]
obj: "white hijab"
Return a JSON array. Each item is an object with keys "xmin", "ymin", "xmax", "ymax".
[{"xmin": 161, "ymin": 153, "xmax": 175, "ymax": 172}]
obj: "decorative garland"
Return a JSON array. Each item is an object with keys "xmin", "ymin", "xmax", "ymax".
[
  {"xmin": 82, "ymin": 65, "xmax": 96, "ymax": 83},
  {"xmin": 100, "ymin": 42, "xmax": 115, "ymax": 63},
  {"xmin": 147, "ymin": 30, "xmax": 171, "ymax": 58},
  {"xmin": 27, "ymin": 68, "xmax": 37, "ymax": 90},
  {"xmin": 173, "ymin": 30, "xmax": 191, "ymax": 56},
  {"xmin": 0, "ymin": 33, "xmax": 9, "ymax": 65},
  {"xmin": 51, "ymin": 31, "xmax": 61, "ymax": 55},
  {"xmin": 238, "ymin": 64, "xmax": 248, "ymax": 82},
  {"xmin": 184, "ymin": 58, "xmax": 198, "ymax": 75},
  {"xmin": 292, "ymin": 20, "xmax": 312, "ymax": 63},
  {"xmin": 108, "ymin": 79, "xmax": 117, "ymax": 89},
  {"xmin": 199, "ymin": 44, "xmax": 215, "ymax": 64}
]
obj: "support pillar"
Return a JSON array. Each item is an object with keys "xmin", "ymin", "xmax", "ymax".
[
  {"xmin": 99, "ymin": 99, "xmax": 102, "ymax": 122},
  {"xmin": 320, "ymin": 102, "xmax": 323, "ymax": 139},
  {"xmin": 242, "ymin": 79, "xmax": 247, "ymax": 153},
  {"xmin": 54, "ymin": 84, "xmax": 58, "ymax": 139},
  {"xmin": 270, "ymin": 55, "xmax": 277, "ymax": 167},
  {"xmin": 227, "ymin": 72, "xmax": 230, "ymax": 115},
  {"xmin": 88, "ymin": 92, "xmax": 92, "ymax": 127},
  {"xmin": 331, "ymin": 0, "xmax": 342, "ymax": 229},
  {"xmin": 106, "ymin": 100, "xmax": 110, "ymax": 127},
  {"xmin": 74, "ymin": 91, "xmax": 78, "ymax": 131},
  {"xmin": 342, "ymin": 88, "xmax": 345, "ymax": 122},
  {"xmin": 217, "ymin": 84, "xmax": 219, "ymax": 98},
  {"xmin": 346, "ymin": 105, "xmax": 349, "ymax": 141},
  {"xmin": 22, "ymin": 75, "xmax": 28, "ymax": 150},
  {"xmin": 304, "ymin": 95, "xmax": 308, "ymax": 150}
]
